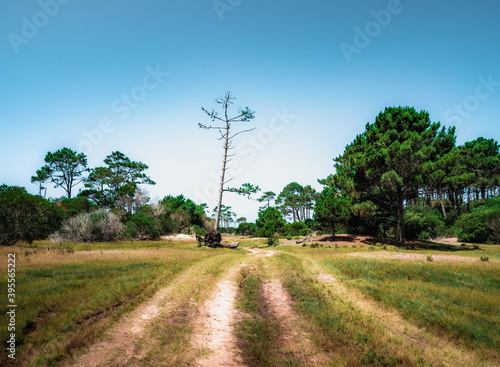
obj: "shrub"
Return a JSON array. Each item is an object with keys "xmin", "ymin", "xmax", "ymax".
[
  {"xmin": 60, "ymin": 196, "xmax": 96, "ymax": 218},
  {"xmin": 0, "ymin": 185, "xmax": 64, "ymax": 246},
  {"xmin": 456, "ymin": 209, "xmax": 500, "ymax": 243},
  {"xmin": 256, "ymin": 207, "xmax": 285, "ymax": 245},
  {"xmin": 192, "ymin": 225, "xmax": 207, "ymax": 237},
  {"xmin": 310, "ymin": 242, "xmax": 319, "ymax": 248},
  {"xmin": 286, "ymin": 234, "xmax": 292, "ymax": 240},
  {"xmin": 404, "ymin": 205, "xmax": 446, "ymax": 240},
  {"xmin": 51, "ymin": 209, "xmax": 125, "ymax": 242},
  {"xmin": 455, "ymin": 196, "xmax": 500, "ymax": 243},
  {"xmin": 487, "ymin": 216, "xmax": 500, "ymax": 243},
  {"xmin": 427, "ymin": 255, "xmax": 433, "ymax": 262},
  {"xmin": 283, "ymin": 221, "xmax": 308, "ymax": 237},
  {"xmin": 126, "ymin": 213, "xmax": 162, "ymax": 240},
  {"xmin": 237, "ymin": 222, "xmax": 257, "ymax": 236},
  {"xmin": 480, "ymin": 256, "xmax": 489, "ymax": 262}
]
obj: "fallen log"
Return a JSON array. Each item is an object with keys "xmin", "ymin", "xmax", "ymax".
[
  {"xmin": 296, "ymin": 229, "xmax": 314, "ymax": 244},
  {"xmin": 196, "ymin": 230, "xmax": 239, "ymax": 249}
]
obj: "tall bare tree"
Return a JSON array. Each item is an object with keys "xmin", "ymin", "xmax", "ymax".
[{"xmin": 199, "ymin": 92, "xmax": 259, "ymax": 231}]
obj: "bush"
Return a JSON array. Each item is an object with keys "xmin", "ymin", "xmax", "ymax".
[
  {"xmin": 456, "ymin": 208, "xmax": 500, "ymax": 243},
  {"xmin": 51, "ymin": 209, "xmax": 125, "ymax": 242},
  {"xmin": 480, "ymin": 256, "xmax": 489, "ymax": 262},
  {"xmin": 126, "ymin": 213, "xmax": 162, "ymax": 240},
  {"xmin": 60, "ymin": 196, "xmax": 96, "ymax": 218},
  {"xmin": 192, "ymin": 225, "xmax": 207, "ymax": 237},
  {"xmin": 237, "ymin": 222, "xmax": 257, "ymax": 236},
  {"xmin": 0, "ymin": 185, "xmax": 64, "ymax": 246},
  {"xmin": 404, "ymin": 205, "xmax": 446, "ymax": 240},
  {"xmin": 256, "ymin": 207, "xmax": 286, "ymax": 245},
  {"xmin": 283, "ymin": 221, "xmax": 308, "ymax": 237}
]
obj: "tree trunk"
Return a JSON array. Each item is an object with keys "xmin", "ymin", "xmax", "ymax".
[
  {"xmin": 440, "ymin": 201, "xmax": 447, "ymax": 219},
  {"xmin": 215, "ymin": 123, "xmax": 230, "ymax": 231},
  {"xmin": 396, "ymin": 192, "xmax": 405, "ymax": 243}
]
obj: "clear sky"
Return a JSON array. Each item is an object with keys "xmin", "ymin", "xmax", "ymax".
[{"xmin": 1, "ymin": 0, "xmax": 499, "ymax": 222}]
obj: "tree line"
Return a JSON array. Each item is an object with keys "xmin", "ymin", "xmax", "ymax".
[
  {"xmin": 314, "ymin": 106, "xmax": 500, "ymax": 243},
  {"xmin": 1, "ymin": 105, "xmax": 499, "ymax": 246}
]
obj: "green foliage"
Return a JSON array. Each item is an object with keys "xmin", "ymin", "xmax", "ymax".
[
  {"xmin": 283, "ymin": 221, "xmax": 308, "ymax": 236},
  {"xmin": 60, "ymin": 196, "xmax": 96, "ymax": 218},
  {"xmin": 257, "ymin": 191, "xmax": 276, "ymax": 210},
  {"xmin": 160, "ymin": 195, "xmax": 210, "ymax": 234},
  {"xmin": 192, "ymin": 224, "xmax": 207, "ymax": 237},
  {"xmin": 256, "ymin": 207, "xmax": 286, "ymax": 242},
  {"xmin": 330, "ymin": 107, "xmax": 456, "ymax": 242},
  {"xmin": 226, "ymin": 183, "xmax": 261, "ymax": 199},
  {"xmin": 82, "ymin": 151, "xmax": 155, "ymax": 210},
  {"xmin": 314, "ymin": 186, "xmax": 352, "ymax": 232},
  {"xmin": 404, "ymin": 205, "xmax": 446, "ymax": 240},
  {"xmin": 276, "ymin": 182, "xmax": 316, "ymax": 222},
  {"xmin": 237, "ymin": 222, "xmax": 257, "ymax": 236},
  {"xmin": 126, "ymin": 213, "xmax": 162, "ymax": 240},
  {"xmin": 455, "ymin": 198, "xmax": 500, "ymax": 243},
  {"xmin": 0, "ymin": 185, "xmax": 64, "ymax": 246},
  {"xmin": 37, "ymin": 147, "xmax": 88, "ymax": 198}
]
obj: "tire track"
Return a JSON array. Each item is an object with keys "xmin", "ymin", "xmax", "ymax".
[
  {"xmin": 260, "ymin": 279, "xmax": 330, "ymax": 366},
  {"xmin": 191, "ymin": 265, "xmax": 247, "ymax": 367},
  {"xmin": 68, "ymin": 256, "xmax": 236, "ymax": 367}
]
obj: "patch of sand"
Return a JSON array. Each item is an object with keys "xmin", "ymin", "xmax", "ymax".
[
  {"xmin": 191, "ymin": 267, "xmax": 245, "ymax": 367},
  {"xmin": 161, "ymin": 234, "xmax": 195, "ymax": 241},
  {"xmin": 244, "ymin": 247, "xmax": 276, "ymax": 257}
]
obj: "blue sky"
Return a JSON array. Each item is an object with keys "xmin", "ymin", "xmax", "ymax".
[{"xmin": 1, "ymin": 0, "xmax": 499, "ymax": 222}]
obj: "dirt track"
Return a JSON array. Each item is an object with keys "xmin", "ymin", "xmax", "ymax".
[{"xmin": 67, "ymin": 246, "xmax": 498, "ymax": 367}]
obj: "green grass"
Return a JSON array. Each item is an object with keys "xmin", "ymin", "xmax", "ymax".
[
  {"xmin": 276, "ymin": 253, "xmax": 414, "ymax": 366},
  {"xmin": 235, "ymin": 265, "xmax": 278, "ymax": 367},
  {"xmin": 321, "ymin": 257, "xmax": 500, "ymax": 353},
  {"xmin": 0, "ymin": 241, "xmax": 224, "ymax": 366}
]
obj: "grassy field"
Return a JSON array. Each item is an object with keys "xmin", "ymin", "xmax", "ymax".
[{"xmin": 1, "ymin": 237, "xmax": 499, "ymax": 366}]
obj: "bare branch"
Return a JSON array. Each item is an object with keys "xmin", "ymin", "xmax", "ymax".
[{"xmin": 229, "ymin": 128, "xmax": 255, "ymax": 140}]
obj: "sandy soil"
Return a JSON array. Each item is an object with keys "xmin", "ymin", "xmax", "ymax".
[
  {"xmin": 191, "ymin": 266, "xmax": 246, "ymax": 367},
  {"xmin": 160, "ymin": 234, "xmax": 195, "ymax": 241},
  {"xmin": 243, "ymin": 247, "xmax": 276, "ymax": 257}
]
